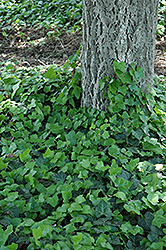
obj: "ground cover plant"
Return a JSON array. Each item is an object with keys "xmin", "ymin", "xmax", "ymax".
[
  {"xmin": 158, "ymin": 0, "xmax": 166, "ymax": 35},
  {"xmin": 0, "ymin": 56, "xmax": 166, "ymax": 249},
  {"xmin": 0, "ymin": 1, "xmax": 166, "ymax": 250},
  {"xmin": 0, "ymin": 0, "xmax": 165, "ymax": 36},
  {"xmin": 0, "ymin": 0, "xmax": 82, "ymax": 36}
]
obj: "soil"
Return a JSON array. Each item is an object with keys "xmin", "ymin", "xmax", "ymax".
[{"xmin": 0, "ymin": 27, "xmax": 166, "ymax": 78}]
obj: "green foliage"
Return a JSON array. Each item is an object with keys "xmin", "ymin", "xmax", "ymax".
[
  {"xmin": 0, "ymin": 1, "xmax": 165, "ymax": 248},
  {"xmin": 0, "ymin": 56, "xmax": 166, "ymax": 249},
  {"xmin": 0, "ymin": 0, "xmax": 165, "ymax": 36},
  {"xmin": 158, "ymin": 0, "xmax": 166, "ymax": 35},
  {"xmin": 0, "ymin": 0, "xmax": 82, "ymax": 34}
]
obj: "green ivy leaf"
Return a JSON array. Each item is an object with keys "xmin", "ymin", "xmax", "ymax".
[
  {"xmin": 113, "ymin": 60, "xmax": 126, "ymax": 76},
  {"xmin": 47, "ymin": 194, "xmax": 58, "ymax": 207},
  {"xmin": 11, "ymin": 82, "xmax": 20, "ymax": 99},
  {"xmin": 62, "ymin": 191, "xmax": 72, "ymax": 203},
  {"xmin": 6, "ymin": 243, "xmax": 18, "ymax": 250},
  {"xmin": 152, "ymin": 209, "xmax": 166, "ymax": 228},
  {"xmin": 147, "ymin": 192, "xmax": 159, "ymax": 205},
  {"xmin": 44, "ymin": 67, "xmax": 56, "ymax": 79},
  {"xmin": 19, "ymin": 148, "xmax": 31, "ymax": 162},
  {"xmin": 72, "ymin": 86, "xmax": 81, "ymax": 99},
  {"xmin": 124, "ymin": 200, "xmax": 143, "ymax": 215},
  {"xmin": 99, "ymin": 79, "xmax": 105, "ymax": 91},
  {"xmin": 114, "ymin": 177, "xmax": 132, "ymax": 191},
  {"xmin": 135, "ymin": 67, "xmax": 144, "ymax": 79},
  {"xmin": 108, "ymin": 145, "xmax": 120, "ymax": 158},
  {"xmin": 0, "ymin": 158, "xmax": 8, "ymax": 170},
  {"xmin": 56, "ymin": 92, "xmax": 68, "ymax": 105},
  {"xmin": 43, "ymin": 148, "xmax": 54, "ymax": 159},
  {"xmin": 126, "ymin": 158, "xmax": 139, "ymax": 172},
  {"xmin": 64, "ymin": 224, "xmax": 76, "ymax": 233},
  {"xmin": 95, "ymin": 200, "xmax": 112, "ymax": 218},
  {"xmin": 32, "ymin": 227, "xmax": 42, "ymax": 247},
  {"xmin": 6, "ymin": 192, "xmax": 19, "ymax": 202},
  {"xmin": 0, "ymin": 225, "xmax": 13, "ymax": 246},
  {"xmin": 95, "ymin": 161, "xmax": 109, "ymax": 171},
  {"xmin": 132, "ymin": 129, "xmax": 143, "ymax": 140},
  {"xmin": 121, "ymin": 222, "xmax": 143, "ymax": 235},
  {"xmin": 65, "ymin": 130, "xmax": 77, "ymax": 145},
  {"xmin": 68, "ymin": 202, "xmax": 82, "ymax": 213},
  {"xmin": 75, "ymin": 195, "xmax": 86, "ymax": 204},
  {"xmin": 39, "ymin": 224, "xmax": 53, "ymax": 237},
  {"xmin": 114, "ymin": 191, "xmax": 127, "ymax": 201},
  {"xmin": 52, "ymin": 171, "xmax": 66, "ymax": 183},
  {"xmin": 72, "ymin": 233, "xmax": 83, "ymax": 244}
]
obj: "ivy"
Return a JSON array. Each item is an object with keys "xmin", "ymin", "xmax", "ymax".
[{"xmin": 0, "ymin": 56, "xmax": 166, "ymax": 249}]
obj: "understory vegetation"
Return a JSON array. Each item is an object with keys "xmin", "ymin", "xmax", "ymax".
[{"xmin": 0, "ymin": 0, "xmax": 166, "ymax": 250}]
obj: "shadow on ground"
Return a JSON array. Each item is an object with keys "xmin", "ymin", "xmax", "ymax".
[{"xmin": 0, "ymin": 27, "xmax": 166, "ymax": 77}]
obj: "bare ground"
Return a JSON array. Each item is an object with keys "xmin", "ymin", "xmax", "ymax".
[{"xmin": 0, "ymin": 27, "xmax": 166, "ymax": 77}]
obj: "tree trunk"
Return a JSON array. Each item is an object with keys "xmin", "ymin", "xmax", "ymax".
[{"xmin": 81, "ymin": 0, "xmax": 159, "ymax": 111}]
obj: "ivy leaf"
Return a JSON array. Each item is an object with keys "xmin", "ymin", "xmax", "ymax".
[
  {"xmin": 95, "ymin": 161, "xmax": 109, "ymax": 171},
  {"xmin": 39, "ymin": 224, "xmax": 53, "ymax": 237},
  {"xmin": 44, "ymin": 67, "xmax": 56, "ymax": 79},
  {"xmin": 138, "ymin": 211, "xmax": 154, "ymax": 231},
  {"xmin": 62, "ymin": 190, "xmax": 72, "ymax": 203},
  {"xmin": 114, "ymin": 177, "xmax": 132, "ymax": 191},
  {"xmin": 72, "ymin": 233, "xmax": 83, "ymax": 244},
  {"xmin": 27, "ymin": 98, "xmax": 36, "ymax": 109},
  {"xmin": 121, "ymin": 71, "xmax": 133, "ymax": 84},
  {"xmin": 143, "ymin": 138, "xmax": 163, "ymax": 155},
  {"xmin": 147, "ymin": 192, "xmax": 159, "ymax": 205},
  {"xmin": 68, "ymin": 202, "xmax": 82, "ymax": 212},
  {"xmin": 6, "ymin": 243, "xmax": 18, "ymax": 250},
  {"xmin": 32, "ymin": 227, "xmax": 42, "ymax": 247},
  {"xmin": 148, "ymin": 226, "xmax": 159, "ymax": 243},
  {"xmin": 50, "ymin": 123, "xmax": 63, "ymax": 134},
  {"xmin": 95, "ymin": 200, "xmax": 112, "ymax": 218},
  {"xmin": 99, "ymin": 79, "xmax": 105, "ymax": 91},
  {"xmin": 113, "ymin": 60, "xmax": 126, "ymax": 76},
  {"xmin": 0, "ymin": 158, "xmax": 8, "ymax": 170},
  {"xmin": 135, "ymin": 67, "xmax": 144, "ymax": 79},
  {"xmin": 65, "ymin": 130, "xmax": 77, "ymax": 145},
  {"xmin": 108, "ymin": 235, "xmax": 121, "ymax": 245},
  {"xmin": 0, "ymin": 225, "xmax": 13, "ymax": 246},
  {"xmin": 118, "ymin": 169, "xmax": 131, "ymax": 180},
  {"xmin": 132, "ymin": 129, "xmax": 143, "ymax": 140},
  {"xmin": 47, "ymin": 194, "xmax": 58, "ymax": 207},
  {"xmin": 19, "ymin": 148, "xmax": 31, "ymax": 162},
  {"xmin": 126, "ymin": 158, "xmax": 139, "ymax": 172},
  {"xmin": 75, "ymin": 195, "xmax": 86, "ymax": 204},
  {"xmin": 121, "ymin": 222, "xmax": 143, "ymax": 235},
  {"xmin": 11, "ymin": 82, "xmax": 20, "ymax": 99},
  {"xmin": 56, "ymin": 92, "xmax": 68, "ymax": 105},
  {"xmin": 108, "ymin": 145, "xmax": 120, "ymax": 158},
  {"xmin": 124, "ymin": 200, "xmax": 143, "ymax": 215},
  {"xmin": 114, "ymin": 191, "xmax": 127, "ymax": 201},
  {"xmin": 52, "ymin": 171, "xmax": 66, "ymax": 183},
  {"xmin": 72, "ymin": 86, "xmax": 81, "ymax": 99},
  {"xmin": 65, "ymin": 224, "xmax": 76, "ymax": 233},
  {"xmin": 43, "ymin": 148, "xmax": 54, "ymax": 159},
  {"xmin": 152, "ymin": 209, "xmax": 166, "ymax": 228}
]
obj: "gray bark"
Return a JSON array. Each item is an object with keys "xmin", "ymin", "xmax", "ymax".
[{"xmin": 81, "ymin": 0, "xmax": 159, "ymax": 111}]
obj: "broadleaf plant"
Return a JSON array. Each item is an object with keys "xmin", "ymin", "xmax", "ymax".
[{"xmin": 0, "ymin": 56, "xmax": 166, "ymax": 249}]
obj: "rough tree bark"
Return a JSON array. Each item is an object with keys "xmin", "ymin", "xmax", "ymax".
[{"xmin": 81, "ymin": 0, "xmax": 159, "ymax": 111}]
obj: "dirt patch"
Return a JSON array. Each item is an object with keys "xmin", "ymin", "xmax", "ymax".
[
  {"xmin": 155, "ymin": 35, "xmax": 166, "ymax": 76},
  {"xmin": 0, "ymin": 27, "xmax": 82, "ymax": 68},
  {"xmin": 0, "ymin": 27, "xmax": 166, "ymax": 77}
]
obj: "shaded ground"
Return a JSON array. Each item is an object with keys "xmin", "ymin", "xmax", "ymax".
[
  {"xmin": 0, "ymin": 27, "xmax": 166, "ymax": 77},
  {"xmin": 0, "ymin": 27, "xmax": 82, "ymax": 68}
]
